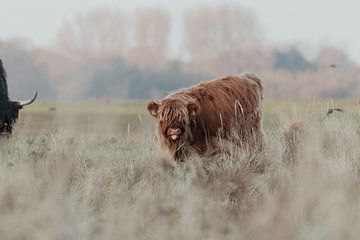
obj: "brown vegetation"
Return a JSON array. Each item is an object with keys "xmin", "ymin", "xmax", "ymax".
[{"xmin": 0, "ymin": 101, "xmax": 359, "ymax": 239}]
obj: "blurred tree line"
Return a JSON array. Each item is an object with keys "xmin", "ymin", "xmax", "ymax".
[{"xmin": 0, "ymin": 4, "xmax": 359, "ymax": 100}]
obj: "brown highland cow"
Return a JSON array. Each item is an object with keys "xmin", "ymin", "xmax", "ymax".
[{"xmin": 147, "ymin": 73, "xmax": 264, "ymax": 161}]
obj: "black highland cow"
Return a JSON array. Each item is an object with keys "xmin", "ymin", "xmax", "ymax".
[{"xmin": 0, "ymin": 59, "xmax": 37, "ymax": 137}]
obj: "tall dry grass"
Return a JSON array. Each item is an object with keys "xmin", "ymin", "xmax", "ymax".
[{"xmin": 0, "ymin": 102, "xmax": 360, "ymax": 239}]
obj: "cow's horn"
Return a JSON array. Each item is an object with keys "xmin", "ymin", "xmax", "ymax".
[{"xmin": 18, "ymin": 91, "xmax": 38, "ymax": 107}]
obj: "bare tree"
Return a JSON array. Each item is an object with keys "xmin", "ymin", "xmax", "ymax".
[
  {"xmin": 183, "ymin": 4, "xmax": 272, "ymax": 74},
  {"xmin": 55, "ymin": 7, "xmax": 128, "ymax": 59},
  {"xmin": 127, "ymin": 7, "xmax": 171, "ymax": 69},
  {"xmin": 0, "ymin": 40, "xmax": 55, "ymax": 99}
]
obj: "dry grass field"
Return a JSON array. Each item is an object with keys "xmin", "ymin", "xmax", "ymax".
[{"xmin": 1, "ymin": 100, "xmax": 360, "ymax": 239}]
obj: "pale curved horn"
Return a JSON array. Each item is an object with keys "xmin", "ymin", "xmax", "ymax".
[{"xmin": 18, "ymin": 91, "xmax": 38, "ymax": 107}]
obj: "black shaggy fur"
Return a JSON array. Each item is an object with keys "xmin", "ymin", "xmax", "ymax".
[
  {"xmin": 0, "ymin": 59, "xmax": 9, "ymax": 101},
  {"xmin": 0, "ymin": 101, "xmax": 20, "ymax": 124},
  {"xmin": 0, "ymin": 59, "xmax": 22, "ymax": 135}
]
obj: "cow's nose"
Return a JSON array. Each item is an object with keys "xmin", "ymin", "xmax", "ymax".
[
  {"xmin": 167, "ymin": 128, "xmax": 182, "ymax": 140},
  {"xmin": 0, "ymin": 132, "xmax": 10, "ymax": 139}
]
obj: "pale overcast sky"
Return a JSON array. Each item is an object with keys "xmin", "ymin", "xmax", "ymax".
[{"xmin": 0, "ymin": 0, "xmax": 359, "ymax": 63}]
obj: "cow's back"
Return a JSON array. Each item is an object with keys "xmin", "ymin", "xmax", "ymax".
[{"xmin": 173, "ymin": 73, "xmax": 263, "ymax": 139}]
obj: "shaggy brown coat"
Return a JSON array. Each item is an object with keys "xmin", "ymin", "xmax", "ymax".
[{"xmin": 147, "ymin": 73, "xmax": 264, "ymax": 161}]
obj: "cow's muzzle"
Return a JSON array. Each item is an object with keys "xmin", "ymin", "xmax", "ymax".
[
  {"xmin": 0, "ymin": 123, "xmax": 12, "ymax": 138},
  {"xmin": 167, "ymin": 128, "xmax": 182, "ymax": 141}
]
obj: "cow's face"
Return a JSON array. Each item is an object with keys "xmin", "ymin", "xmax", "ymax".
[
  {"xmin": 0, "ymin": 120, "xmax": 13, "ymax": 138},
  {"xmin": 147, "ymin": 99, "xmax": 200, "ymax": 142}
]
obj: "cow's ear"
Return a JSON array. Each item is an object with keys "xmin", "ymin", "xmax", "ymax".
[
  {"xmin": 187, "ymin": 101, "xmax": 200, "ymax": 118},
  {"xmin": 147, "ymin": 100, "xmax": 161, "ymax": 117}
]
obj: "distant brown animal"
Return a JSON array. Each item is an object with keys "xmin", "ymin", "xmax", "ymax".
[
  {"xmin": 281, "ymin": 108, "xmax": 344, "ymax": 164},
  {"xmin": 147, "ymin": 73, "xmax": 264, "ymax": 161},
  {"xmin": 281, "ymin": 120, "xmax": 304, "ymax": 165}
]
